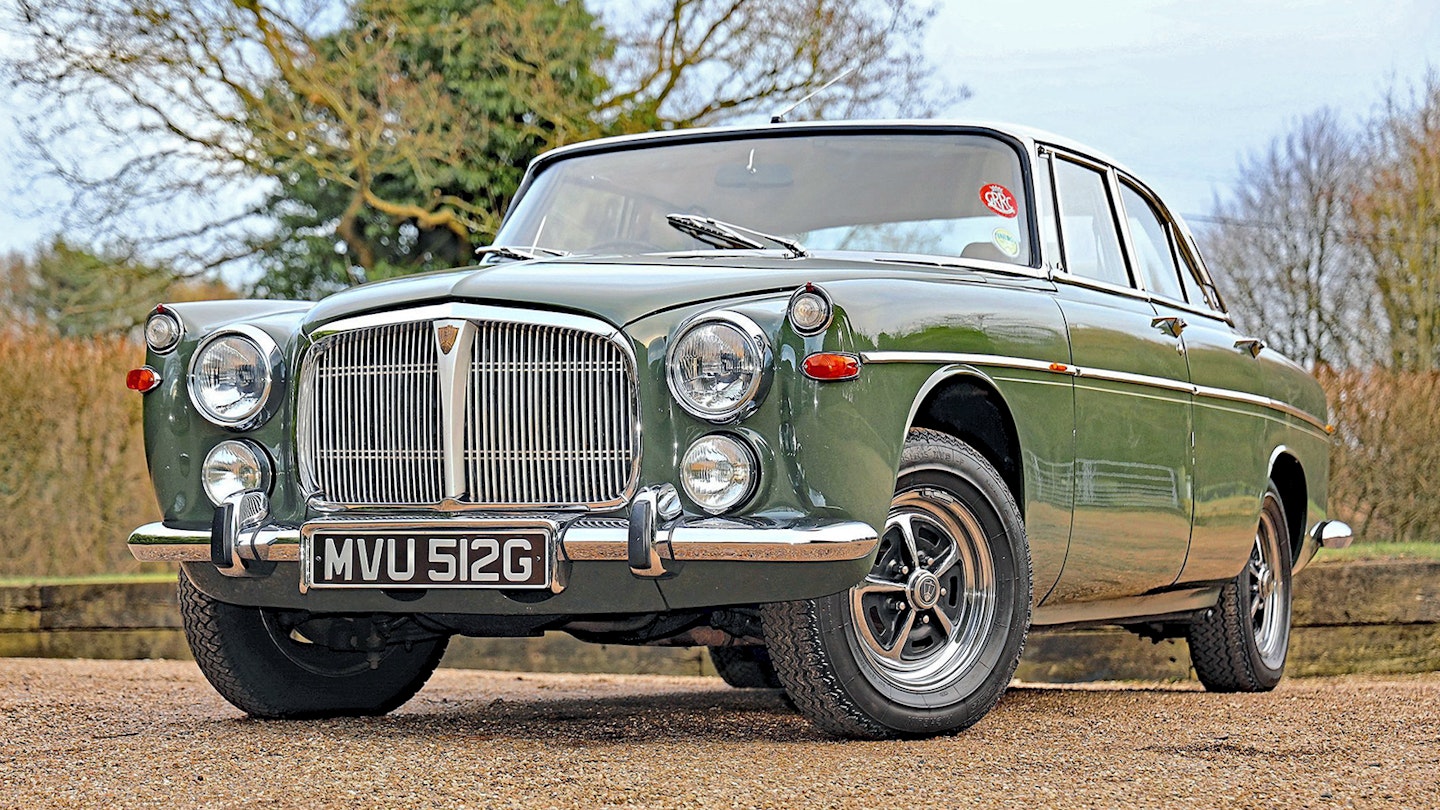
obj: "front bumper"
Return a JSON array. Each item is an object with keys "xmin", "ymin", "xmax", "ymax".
[
  {"xmin": 129, "ymin": 517, "xmax": 878, "ymax": 567},
  {"xmin": 132, "ymin": 514, "xmax": 878, "ymax": 615}
]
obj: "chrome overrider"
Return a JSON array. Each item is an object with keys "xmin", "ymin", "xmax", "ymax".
[
  {"xmin": 1311, "ymin": 519, "xmax": 1355, "ymax": 550},
  {"xmin": 128, "ymin": 487, "xmax": 880, "ymax": 591}
]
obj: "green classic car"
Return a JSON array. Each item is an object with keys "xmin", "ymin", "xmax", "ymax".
[{"xmin": 128, "ymin": 121, "xmax": 1352, "ymax": 738}]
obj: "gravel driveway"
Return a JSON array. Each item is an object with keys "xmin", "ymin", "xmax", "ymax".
[{"xmin": 1, "ymin": 658, "xmax": 1435, "ymax": 808}]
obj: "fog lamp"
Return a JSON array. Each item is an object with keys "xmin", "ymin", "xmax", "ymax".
[
  {"xmin": 202, "ymin": 440, "xmax": 272, "ymax": 506},
  {"xmin": 681, "ymin": 434, "xmax": 758, "ymax": 514}
]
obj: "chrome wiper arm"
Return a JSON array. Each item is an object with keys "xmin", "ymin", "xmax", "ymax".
[
  {"xmin": 665, "ymin": 213, "xmax": 808, "ymax": 259},
  {"xmin": 475, "ymin": 245, "xmax": 570, "ymax": 261}
]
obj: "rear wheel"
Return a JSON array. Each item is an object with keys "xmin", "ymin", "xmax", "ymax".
[
  {"xmin": 762, "ymin": 429, "xmax": 1031, "ymax": 738},
  {"xmin": 708, "ymin": 645, "xmax": 783, "ymax": 689},
  {"xmin": 1186, "ymin": 484, "xmax": 1293, "ymax": 692},
  {"xmin": 178, "ymin": 570, "xmax": 448, "ymax": 718}
]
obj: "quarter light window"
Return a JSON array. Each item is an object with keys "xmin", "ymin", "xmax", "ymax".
[
  {"xmin": 1054, "ymin": 159, "xmax": 1129, "ymax": 288},
  {"xmin": 1120, "ymin": 182, "xmax": 1185, "ymax": 301}
]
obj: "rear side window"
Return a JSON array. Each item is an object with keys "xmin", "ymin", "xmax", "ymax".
[
  {"xmin": 1053, "ymin": 159, "xmax": 1129, "ymax": 288},
  {"xmin": 1119, "ymin": 182, "xmax": 1184, "ymax": 301}
]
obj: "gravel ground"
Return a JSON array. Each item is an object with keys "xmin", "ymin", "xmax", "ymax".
[{"xmin": 0, "ymin": 658, "xmax": 1436, "ymax": 809}]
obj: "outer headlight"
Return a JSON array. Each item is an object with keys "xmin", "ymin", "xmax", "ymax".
[
  {"xmin": 681, "ymin": 434, "xmax": 758, "ymax": 513},
  {"xmin": 202, "ymin": 440, "xmax": 272, "ymax": 505},
  {"xmin": 187, "ymin": 327, "xmax": 282, "ymax": 429},
  {"xmin": 666, "ymin": 313, "xmax": 772, "ymax": 422}
]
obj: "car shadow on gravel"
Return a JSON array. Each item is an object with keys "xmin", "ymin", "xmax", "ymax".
[
  {"xmin": 201, "ymin": 683, "xmax": 835, "ymax": 743},
  {"xmin": 195, "ymin": 683, "xmax": 1154, "ymax": 745}
]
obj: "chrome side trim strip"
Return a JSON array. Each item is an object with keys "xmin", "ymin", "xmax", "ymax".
[
  {"xmin": 860, "ymin": 350, "xmax": 1330, "ymax": 433},
  {"xmin": 860, "ymin": 352, "xmax": 1076, "ymax": 377},
  {"xmin": 128, "ymin": 519, "xmax": 877, "ymax": 566}
]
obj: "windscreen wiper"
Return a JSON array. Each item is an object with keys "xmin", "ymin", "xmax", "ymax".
[
  {"xmin": 665, "ymin": 213, "xmax": 808, "ymax": 259},
  {"xmin": 474, "ymin": 245, "xmax": 570, "ymax": 262}
]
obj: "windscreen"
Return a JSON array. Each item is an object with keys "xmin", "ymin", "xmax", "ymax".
[{"xmin": 495, "ymin": 132, "xmax": 1032, "ymax": 265}]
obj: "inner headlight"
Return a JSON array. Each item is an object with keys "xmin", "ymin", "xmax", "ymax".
[
  {"xmin": 188, "ymin": 328, "xmax": 280, "ymax": 429},
  {"xmin": 202, "ymin": 440, "xmax": 272, "ymax": 505},
  {"xmin": 666, "ymin": 313, "xmax": 772, "ymax": 422},
  {"xmin": 681, "ymin": 434, "xmax": 758, "ymax": 513}
]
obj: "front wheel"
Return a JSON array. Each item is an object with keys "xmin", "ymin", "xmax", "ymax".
[
  {"xmin": 178, "ymin": 570, "xmax": 449, "ymax": 718},
  {"xmin": 1186, "ymin": 484, "xmax": 1293, "ymax": 692},
  {"xmin": 762, "ymin": 429, "xmax": 1032, "ymax": 738}
]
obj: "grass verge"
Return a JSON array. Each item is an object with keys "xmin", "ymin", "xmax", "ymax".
[
  {"xmin": 0, "ymin": 572, "xmax": 176, "ymax": 587},
  {"xmin": 1313, "ymin": 541, "xmax": 1440, "ymax": 563}
]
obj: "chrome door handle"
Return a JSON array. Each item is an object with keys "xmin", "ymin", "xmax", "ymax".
[
  {"xmin": 1234, "ymin": 337, "xmax": 1265, "ymax": 357},
  {"xmin": 1151, "ymin": 315, "xmax": 1186, "ymax": 338}
]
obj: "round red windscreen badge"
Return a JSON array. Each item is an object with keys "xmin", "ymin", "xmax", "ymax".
[{"xmin": 980, "ymin": 183, "xmax": 1018, "ymax": 218}]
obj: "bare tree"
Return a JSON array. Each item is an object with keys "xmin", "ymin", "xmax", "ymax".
[
  {"xmin": 4, "ymin": 0, "xmax": 958, "ymax": 281},
  {"xmin": 1200, "ymin": 109, "xmax": 1379, "ymax": 369},
  {"xmin": 1351, "ymin": 73, "xmax": 1440, "ymax": 372},
  {"xmin": 594, "ymin": 0, "xmax": 960, "ymax": 127}
]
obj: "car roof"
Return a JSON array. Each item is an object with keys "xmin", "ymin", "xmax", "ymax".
[{"xmin": 532, "ymin": 119, "xmax": 1137, "ymax": 178}]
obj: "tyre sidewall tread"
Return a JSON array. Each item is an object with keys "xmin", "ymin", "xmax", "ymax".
[
  {"xmin": 1186, "ymin": 485, "xmax": 1293, "ymax": 693},
  {"xmin": 764, "ymin": 428, "xmax": 1032, "ymax": 738},
  {"xmin": 178, "ymin": 570, "xmax": 448, "ymax": 718}
]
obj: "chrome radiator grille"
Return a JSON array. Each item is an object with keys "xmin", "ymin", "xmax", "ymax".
[
  {"xmin": 465, "ymin": 324, "xmax": 634, "ymax": 506},
  {"xmin": 300, "ymin": 322, "xmax": 444, "ymax": 505},
  {"xmin": 299, "ymin": 313, "xmax": 638, "ymax": 509}
]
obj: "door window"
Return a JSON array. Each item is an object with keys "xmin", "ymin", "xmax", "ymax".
[{"xmin": 1054, "ymin": 159, "xmax": 1129, "ymax": 288}]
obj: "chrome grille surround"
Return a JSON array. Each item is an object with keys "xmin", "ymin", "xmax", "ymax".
[{"xmin": 298, "ymin": 304, "xmax": 640, "ymax": 512}]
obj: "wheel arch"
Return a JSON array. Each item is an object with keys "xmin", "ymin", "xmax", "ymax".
[
  {"xmin": 1268, "ymin": 447, "xmax": 1307, "ymax": 561},
  {"xmin": 906, "ymin": 367, "xmax": 1025, "ymax": 517}
]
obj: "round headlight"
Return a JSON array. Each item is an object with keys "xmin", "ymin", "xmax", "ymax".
[
  {"xmin": 188, "ymin": 329, "xmax": 279, "ymax": 428},
  {"xmin": 667, "ymin": 314, "xmax": 771, "ymax": 422},
  {"xmin": 145, "ymin": 311, "xmax": 182, "ymax": 353},
  {"xmin": 202, "ymin": 440, "xmax": 272, "ymax": 505},
  {"xmin": 681, "ymin": 434, "xmax": 758, "ymax": 514}
]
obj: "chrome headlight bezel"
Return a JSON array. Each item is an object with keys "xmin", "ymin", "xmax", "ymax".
[
  {"xmin": 665, "ymin": 312, "xmax": 773, "ymax": 423},
  {"xmin": 186, "ymin": 325, "xmax": 284, "ymax": 430}
]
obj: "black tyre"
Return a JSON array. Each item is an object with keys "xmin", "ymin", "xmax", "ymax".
[
  {"xmin": 178, "ymin": 571, "xmax": 448, "ymax": 718},
  {"xmin": 1187, "ymin": 484, "xmax": 1293, "ymax": 692},
  {"xmin": 708, "ymin": 645, "xmax": 784, "ymax": 689},
  {"xmin": 762, "ymin": 429, "xmax": 1032, "ymax": 738}
]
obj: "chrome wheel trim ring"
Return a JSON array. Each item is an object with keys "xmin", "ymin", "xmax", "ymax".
[
  {"xmin": 1249, "ymin": 501, "xmax": 1290, "ymax": 669},
  {"xmin": 849, "ymin": 487, "xmax": 998, "ymax": 699}
]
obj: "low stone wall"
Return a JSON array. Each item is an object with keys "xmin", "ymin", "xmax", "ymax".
[{"xmin": 3, "ymin": 561, "xmax": 1436, "ymax": 681}]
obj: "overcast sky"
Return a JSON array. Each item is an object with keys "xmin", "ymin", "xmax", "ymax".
[{"xmin": 1, "ymin": 0, "xmax": 1437, "ymax": 260}]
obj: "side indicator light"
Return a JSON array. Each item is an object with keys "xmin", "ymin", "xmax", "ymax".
[
  {"xmin": 1325, "ymin": 424, "xmax": 1337, "ymax": 435},
  {"xmin": 1048, "ymin": 362, "xmax": 1069, "ymax": 373},
  {"xmin": 802, "ymin": 352, "xmax": 861, "ymax": 381},
  {"xmin": 127, "ymin": 367, "xmax": 162, "ymax": 393}
]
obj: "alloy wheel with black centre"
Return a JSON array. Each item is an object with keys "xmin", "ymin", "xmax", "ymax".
[{"xmin": 762, "ymin": 429, "xmax": 1031, "ymax": 738}]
